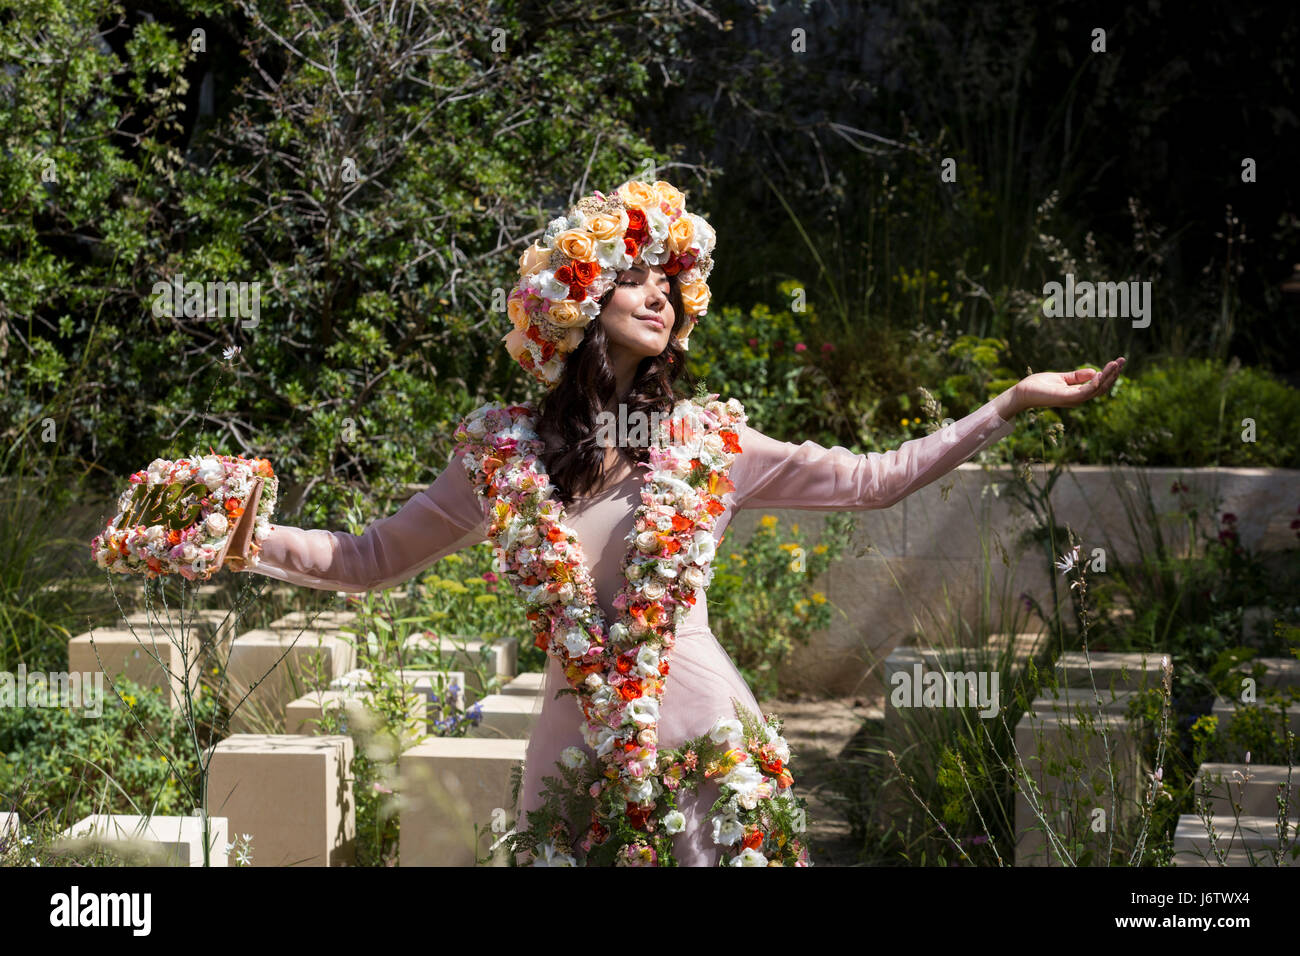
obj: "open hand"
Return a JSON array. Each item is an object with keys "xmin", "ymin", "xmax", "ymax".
[{"xmin": 1013, "ymin": 357, "xmax": 1126, "ymax": 414}]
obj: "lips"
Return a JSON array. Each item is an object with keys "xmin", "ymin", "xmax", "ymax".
[{"xmin": 635, "ymin": 314, "xmax": 665, "ymax": 330}]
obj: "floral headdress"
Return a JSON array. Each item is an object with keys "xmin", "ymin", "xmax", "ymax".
[{"xmin": 504, "ymin": 179, "xmax": 717, "ymax": 389}]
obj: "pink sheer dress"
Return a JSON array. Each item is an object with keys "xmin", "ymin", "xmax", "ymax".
[{"xmin": 246, "ymin": 397, "xmax": 1016, "ymax": 865}]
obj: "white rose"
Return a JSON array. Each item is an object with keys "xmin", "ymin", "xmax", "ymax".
[
  {"xmin": 663, "ymin": 810, "xmax": 687, "ymax": 835},
  {"xmin": 635, "ymin": 531, "xmax": 660, "ymax": 553},
  {"xmin": 204, "ymin": 512, "xmax": 228, "ymax": 536},
  {"xmin": 591, "ymin": 727, "xmax": 618, "ymax": 757},
  {"xmin": 146, "ymin": 458, "xmax": 171, "ymax": 485},
  {"xmin": 466, "ymin": 417, "xmax": 486, "ymax": 437},
  {"xmin": 583, "ymin": 672, "xmax": 604, "ymax": 690},
  {"xmin": 561, "ymin": 629, "xmax": 590, "ymax": 658},
  {"xmin": 681, "ymin": 566, "xmax": 705, "ymax": 590},
  {"xmin": 625, "ymin": 776, "xmax": 655, "ymax": 803},
  {"xmin": 197, "ymin": 457, "xmax": 226, "ymax": 491},
  {"xmin": 626, "ymin": 696, "xmax": 660, "ymax": 725},
  {"xmin": 181, "ymin": 542, "xmax": 200, "ymax": 562},
  {"xmin": 709, "ymin": 717, "xmax": 744, "ymax": 748},
  {"xmin": 641, "ymin": 580, "xmax": 667, "ymax": 602},
  {"xmin": 636, "ymin": 728, "xmax": 657, "ymax": 746},
  {"xmin": 145, "ymin": 524, "xmax": 167, "ymax": 546},
  {"xmin": 559, "ymin": 746, "xmax": 587, "ymax": 770},
  {"xmin": 711, "ymin": 814, "xmax": 745, "ymax": 846},
  {"xmin": 519, "ymin": 524, "xmax": 540, "ymax": 547},
  {"xmin": 684, "ymin": 530, "xmax": 716, "ymax": 565},
  {"xmin": 625, "ymin": 562, "xmax": 643, "ymax": 582},
  {"xmin": 721, "ymin": 761, "xmax": 765, "ymax": 799},
  {"xmin": 731, "ymin": 847, "xmax": 768, "ymax": 867},
  {"xmin": 609, "ymin": 622, "xmax": 629, "ymax": 644},
  {"xmin": 635, "ymin": 646, "xmax": 660, "ymax": 677},
  {"xmin": 556, "ymin": 581, "xmax": 575, "ymax": 603},
  {"xmin": 703, "ymin": 432, "xmax": 725, "ymax": 457}
]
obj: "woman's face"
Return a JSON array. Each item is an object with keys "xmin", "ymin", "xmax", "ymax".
[{"xmin": 599, "ymin": 262, "xmax": 675, "ymax": 359}]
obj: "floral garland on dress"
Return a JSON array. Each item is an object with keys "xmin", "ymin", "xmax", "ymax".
[{"xmin": 453, "ymin": 392, "xmax": 811, "ymax": 866}]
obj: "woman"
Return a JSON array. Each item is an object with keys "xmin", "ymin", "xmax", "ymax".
[{"xmin": 241, "ymin": 179, "xmax": 1125, "ymax": 866}]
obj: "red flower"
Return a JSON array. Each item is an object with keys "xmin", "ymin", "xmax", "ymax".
[
  {"xmin": 618, "ymin": 680, "xmax": 643, "ymax": 701},
  {"xmin": 625, "ymin": 802, "xmax": 654, "ymax": 830},
  {"xmin": 742, "ymin": 829, "xmax": 764, "ymax": 851}
]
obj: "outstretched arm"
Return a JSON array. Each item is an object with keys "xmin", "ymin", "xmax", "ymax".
[
  {"xmin": 729, "ymin": 392, "xmax": 1018, "ymax": 512},
  {"xmin": 243, "ymin": 454, "xmax": 487, "ymax": 592},
  {"xmin": 728, "ymin": 357, "xmax": 1125, "ymax": 512}
]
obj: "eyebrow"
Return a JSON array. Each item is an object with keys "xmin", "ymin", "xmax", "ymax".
[{"xmin": 626, "ymin": 266, "xmax": 670, "ymax": 285}]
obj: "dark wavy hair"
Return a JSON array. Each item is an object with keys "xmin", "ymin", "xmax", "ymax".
[{"xmin": 535, "ymin": 272, "xmax": 696, "ymax": 504}]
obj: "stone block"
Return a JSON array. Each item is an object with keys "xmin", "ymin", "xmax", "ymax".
[
  {"xmin": 1193, "ymin": 763, "xmax": 1299, "ymax": 820},
  {"xmin": 401, "ymin": 633, "xmax": 518, "ymax": 696},
  {"xmin": 285, "ymin": 688, "xmax": 427, "ymax": 749},
  {"xmin": 269, "ymin": 610, "xmax": 360, "ymax": 631},
  {"xmin": 1171, "ymin": 814, "xmax": 1299, "ymax": 866},
  {"xmin": 206, "ymin": 734, "xmax": 355, "ymax": 866},
  {"xmin": 466, "ymin": 694, "xmax": 539, "ymax": 739},
  {"xmin": 223, "ymin": 629, "xmax": 355, "ymax": 733},
  {"xmin": 54, "ymin": 813, "xmax": 228, "ymax": 866},
  {"xmin": 68, "ymin": 627, "xmax": 202, "ymax": 709},
  {"xmin": 1013, "ymin": 702, "xmax": 1144, "ymax": 866},
  {"xmin": 501, "ymin": 672, "xmax": 545, "ymax": 698},
  {"xmin": 1053, "ymin": 651, "xmax": 1166, "ymax": 692},
  {"xmin": 398, "ymin": 737, "xmax": 526, "ymax": 866}
]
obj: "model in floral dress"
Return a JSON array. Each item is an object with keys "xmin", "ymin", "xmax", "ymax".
[{"xmin": 239, "ymin": 179, "xmax": 1123, "ymax": 865}]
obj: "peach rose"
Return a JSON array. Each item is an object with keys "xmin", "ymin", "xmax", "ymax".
[
  {"xmin": 554, "ymin": 230, "xmax": 597, "ymax": 262},
  {"xmin": 667, "ymin": 215, "xmax": 695, "ymax": 255},
  {"xmin": 680, "ymin": 279, "xmax": 710, "ymax": 316},
  {"xmin": 653, "ymin": 181, "xmax": 685, "ymax": 214},
  {"xmin": 518, "ymin": 242, "xmax": 551, "ymax": 276},
  {"xmin": 561, "ymin": 325, "xmax": 586, "ymax": 351},
  {"xmin": 507, "ymin": 296, "xmax": 531, "ymax": 332},
  {"xmin": 503, "ymin": 327, "xmax": 530, "ymax": 363},
  {"xmin": 548, "ymin": 300, "xmax": 588, "ymax": 328},
  {"xmin": 586, "ymin": 211, "xmax": 627, "ymax": 241},
  {"xmin": 617, "ymin": 180, "xmax": 657, "ymax": 209}
]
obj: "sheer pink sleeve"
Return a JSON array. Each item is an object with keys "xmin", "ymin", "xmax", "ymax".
[
  {"xmin": 245, "ymin": 454, "xmax": 488, "ymax": 592},
  {"xmin": 728, "ymin": 397, "xmax": 1016, "ymax": 511}
]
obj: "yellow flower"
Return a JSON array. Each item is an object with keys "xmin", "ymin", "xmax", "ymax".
[
  {"xmin": 791, "ymin": 523, "xmax": 799, "ymax": 535},
  {"xmin": 811, "ymin": 591, "xmax": 826, "ymax": 604},
  {"xmin": 123, "ymin": 694, "xmax": 136, "ymax": 708},
  {"xmin": 780, "ymin": 543, "xmax": 798, "ymax": 552},
  {"xmin": 900, "ymin": 418, "xmax": 910, "ymax": 427},
  {"xmin": 793, "ymin": 600, "xmax": 807, "ymax": 613},
  {"xmin": 813, "ymin": 544, "xmax": 828, "ymax": 555},
  {"xmin": 760, "ymin": 515, "xmax": 778, "ymax": 529}
]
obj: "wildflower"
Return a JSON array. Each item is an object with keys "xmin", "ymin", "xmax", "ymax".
[
  {"xmin": 1054, "ymin": 546, "xmax": 1081, "ymax": 575},
  {"xmin": 811, "ymin": 591, "xmax": 826, "ymax": 604},
  {"xmin": 821, "ymin": 342, "xmax": 834, "ymax": 353},
  {"xmin": 794, "ymin": 343, "xmax": 807, "ymax": 352},
  {"xmin": 760, "ymin": 515, "xmax": 778, "ymax": 529},
  {"xmin": 747, "ymin": 338, "xmax": 758, "ymax": 347},
  {"xmin": 222, "ymin": 344, "xmax": 241, "ymax": 362}
]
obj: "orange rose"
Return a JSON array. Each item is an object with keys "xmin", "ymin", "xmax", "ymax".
[
  {"xmin": 679, "ymin": 279, "xmax": 710, "ymax": 316},
  {"xmin": 742, "ymin": 829, "xmax": 764, "ymax": 851},
  {"xmin": 617, "ymin": 180, "xmax": 657, "ymax": 210},
  {"xmin": 617, "ymin": 680, "xmax": 643, "ymax": 701},
  {"xmin": 653, "ymin": 181, "xmax": 686, "ymax": 215},
  {"xmin": 554, "ymin": 229, "xmax": 597, "ymax": 262},
  {"xmin": 518, "ymin": 242, "xmax": 551, "ymax": 276},
  {"xmin": 502, "ymin": 327, "xmax": 530, "ymax": 364},
  {"xmin": 586, "ymin": 211, "xmax": 627, "ymax": 241},
  {"xmin": 547, "ymin": 300, "xmax": 587, "ymax": 328},
  {"xmin": 507, "ymin": 296, "xmax": 532, "ymax": 332},
  {"xmin": 666, "ymin": 214, "xmax": 695, "ymax": 254}
]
